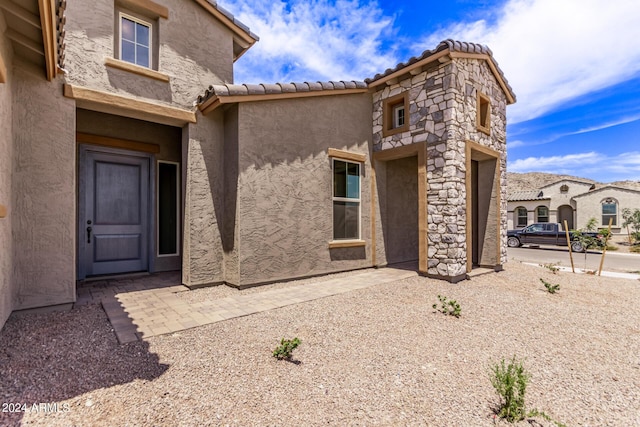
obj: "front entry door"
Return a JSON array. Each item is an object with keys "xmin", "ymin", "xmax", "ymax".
[{"xmin": 79, "ymin": 146, "xmax": 150, "ymax": 278}]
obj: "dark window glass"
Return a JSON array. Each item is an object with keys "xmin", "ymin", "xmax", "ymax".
[{"xmin": 158, "ymin": 163, "xmax": 178, "ymax": 255}]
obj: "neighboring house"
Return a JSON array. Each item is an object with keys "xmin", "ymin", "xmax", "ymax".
[
  {"xmin": 507, "ymin": 179, "xmax": 640, "ymax": 233},
  {"xmin": 0, "ymin": 0, "xmax": 516, "ymax": 330}
]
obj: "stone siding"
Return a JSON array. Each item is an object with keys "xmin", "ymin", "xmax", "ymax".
[{"xmin": 372, "ymin": 58, "xmax": 508, "ymax": 277}]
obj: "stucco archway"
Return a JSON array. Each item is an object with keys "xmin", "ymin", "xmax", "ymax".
[{"xmin": 558, "ymin": 205, "xmax": 574, "ymax": 230}]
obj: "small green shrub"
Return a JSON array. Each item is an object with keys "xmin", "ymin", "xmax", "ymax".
[
  {"xmin": 490, "ymin": 357, "xmax": 567, "ymax": 426},
  {"xmin": 541, "ymin": 263, "xmax": 560, "ymax": 274},
  {"xmin": 273, "ymin": 337, "xmax": 301, "ymax": 360},
  {"xmin": 432, "ymin": 295, "xmax": 461, "ymax": 318},
  {"xmin": 490, "ymin": 356, "xmax": 529, "ymax": 422},
  {"xmin": 540, "ymin": 278, "xmax": 560, "ymax": 294}
]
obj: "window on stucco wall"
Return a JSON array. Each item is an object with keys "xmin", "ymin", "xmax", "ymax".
[
  {"xmin": 332, "ymin": 159, "xmax": 361, "ymax": 240},
  {"xmin": 536, "ymin": 206, "xmax": 549, "ymax": 223},
  {"xmin": 516, "ymin": 207, "xmax": 528, "ymax": 227},
  {"xmin": 602, "ymin": 199, "xmax": 617, "ymax": 226},
  {"xmin": 113, "ymin": 0, "xmax": 165, "ymax": 71},
  {"xmin": 119, "ymin": 13, "xmax": 153, "ymax": 68}
]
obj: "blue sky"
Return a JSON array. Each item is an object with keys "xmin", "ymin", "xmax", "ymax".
[{"xmin": 223, "ymin": 0, "xmax": 640, "ymax": 183}]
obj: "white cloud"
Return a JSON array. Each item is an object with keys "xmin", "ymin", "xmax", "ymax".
[
  {"xmin": 416, "ymin": 0, "xmax": 640, "ymax": 123},
  {"xmin": 224, "ymin": 0, "xmax": 398, "ymax": 83},
  {"xmin": 509, "ymin": 151, "xmax": 640, "ymax": 181}
]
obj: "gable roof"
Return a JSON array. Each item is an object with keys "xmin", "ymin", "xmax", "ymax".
[
  {"xmin": 366, "ymin": 39, "xmax": 516, "ymax": 104},
  {"xmin": 191, "ymin": 0, "xmax": 259, "ymax": 60},
  {"xmin": 572, "ymin": 185, "xmax": 640, "ymax": 199},
  {"xmin": 198, "ymin": 81, "xmax": 368, "ymax": 114},
  {"xmin": 507, "ymin": 190, "xmax": 549, "ymax": 202},
  {"xmin": 540, "ymin": 179, "xmax": 595, "ymax": 190}
]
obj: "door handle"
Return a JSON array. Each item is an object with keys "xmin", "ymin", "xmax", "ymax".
[{"xmin": 87, "ymin": 226, "xmax": 92, "ymax": 244}]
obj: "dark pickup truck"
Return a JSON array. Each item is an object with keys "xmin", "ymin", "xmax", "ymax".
[{"xmin": 507, "ymin": 223, "xmax": 602, "ymax": 252}]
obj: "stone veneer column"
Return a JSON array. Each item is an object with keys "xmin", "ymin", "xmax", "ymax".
[{"xmin": 372, "ymin": 57, "xmax": 508, "ymax": 280}]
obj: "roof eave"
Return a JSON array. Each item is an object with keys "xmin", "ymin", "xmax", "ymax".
[
  {"xmin": 367, "ymin": 47, "xmax": 516, "ymax": 105},
  {"xmin": 191, "ymin": 0, "xmax": 259, "ymax": 61},
  {"xmin": 199, "ymin": 87, "xmax": 369, "ymax": 115}
]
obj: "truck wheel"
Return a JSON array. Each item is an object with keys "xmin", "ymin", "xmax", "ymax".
[
  {"xmin": 507, "ymin": 237, "xmax": 521, "ymax": 248},
  {"xmin": 571, "ymin": 241, "xmax": 584, "ymax": 252}
]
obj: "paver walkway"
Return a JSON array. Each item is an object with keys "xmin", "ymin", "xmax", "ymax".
[{"xmin": 77, "ymin": 268, "xmax": 418, "ymax": 344}]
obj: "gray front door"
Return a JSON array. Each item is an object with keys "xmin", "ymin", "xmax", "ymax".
[{"xmin": 79, "ymin": 146, "xmax": 150, "ymax": 278}]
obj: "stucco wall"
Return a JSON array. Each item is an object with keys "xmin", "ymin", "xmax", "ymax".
[
  {"xmin": 541, "ymin": 180, "xmax": 593, "ymax": 211},
  {"xmin": 0, "ymin": 13, "xmax": 13, "ymax": 328},
  {"xmin": 575, "ymin": 187, "xmax": 640, "ymax": 233},
  {"xmin": 507, "ymin": 200, "xmax": 550, "ymax": 229},
  {"xmin": 64, "ymin": 0, "xmax": 234, "ymax": 110},
  {"xmin": 235, "ymin": 94, "xmax": 373, "ymax": 286},
  {"xmin": 182, "ymin": 112, "xmax": 226, "ymax": 286},
  {"xmin": 12, "ymin": 72, "xmax": 76, "ymax": 310},
  {"xmin": 385, "ymin": 156, "xmax": 419, "ymax": 264}
]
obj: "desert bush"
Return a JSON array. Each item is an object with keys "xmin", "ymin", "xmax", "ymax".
[
  {"xmin": 432, "ymin": 295, "xmax": 461, "ymax": 318},
  {"xmin": 540, "ymin": 278, "xmax": 560, "ymax": 294},
  {"xmin": 273, "ymin": 337, "xmax": 301, "ymax": 360}
]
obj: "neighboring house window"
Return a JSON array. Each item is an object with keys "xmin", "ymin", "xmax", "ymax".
[
  {"xmin": 382, "ymin": 92, "xmax": 409, "ymax": 137},
  {"xmin": 476, "ymin": 92, "xmax": 491, "ymax": 134},
  {"xmin": 119, "ymin": 13, "xmax": 152, "ymax": 68},
  {"xmin": 536, "ymin": 206, "xmax": 549, "ymax": 223},
  {"xmin": 516, "ymin": 207, "xmax": 528, "ymax": 227},
  {"xmin": 602, "ymin": 198, "xmax": 617, "ymax": 226},
  {"xmin": 333, "ymin": 159, "xmax": 360, "ymax": 240},
  {"xmin": 560, "ymin": 184, "xmax": 569, "ymax": 193}
]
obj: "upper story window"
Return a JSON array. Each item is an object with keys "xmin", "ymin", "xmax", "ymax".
[
  {"xmin": 382, "ymin": 92, "xmax": 409, "ymax": 137},
  {"xmin": 602, "ymin": 198, "xmax": 617, "ymax": 226},
  {"xmin": 476, "ymin": 91, "xmax": 491, "ymax": 135},
  {"xmin": 120, "ymin": 13, "xmax": 152, "ymax": 68},
  {"xmin": 560, "ymin": 184, "xmax": 569, "ymax": 193}
]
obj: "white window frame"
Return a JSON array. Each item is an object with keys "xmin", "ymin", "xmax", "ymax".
[
  {"xmin": 393, "ymin": 103, "xmax": 405, "ymax": 129},
  {"xmin": 536, "ymin": 206, "xmax": 549, "ymax": 223},
  {"xmin": 516, "ymin": 207, "xmax": 528, "ymax": 227},
  {"xmin": 157, "ymin": 160, "xmax": 180, "ymax": 257},
  {"xmin": 331, "ymin": 158, "xmax": 361, "ymax": 241},
  {"xmin": 119, "ymin": 12, "xmax": 153, "ymax": 68},
  {"xmin": 601, "ymin": 199, "xmax": 618, "ymax": 226}
]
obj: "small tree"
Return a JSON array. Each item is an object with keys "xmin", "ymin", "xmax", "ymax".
[
  {"xmin": 622, "ymin": 208, "xmax": 640, "ymax": 244},
  {"xmin": 572, "ymin": 217, "xmax": 601, "ymax": 270}
]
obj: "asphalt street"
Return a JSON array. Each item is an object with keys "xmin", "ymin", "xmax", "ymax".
[{"xmin": 507, "ymin": 246, "xmax": 640, "ymax": 273}]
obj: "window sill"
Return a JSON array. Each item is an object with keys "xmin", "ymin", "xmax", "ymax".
[
  {"xmin": 382, "ymin": 124, "xmax": 409, "ymax": 138},
  {"xmin": 105, "ymin": 57, "xmax": 169, "ymax": 82},
  {"xmin": 328, "ymin": 240, "xmax": 366, "ymax": 249},
  {"xmin": 476, "ymin": 125, "xmax": 491, "ymax": 136}
]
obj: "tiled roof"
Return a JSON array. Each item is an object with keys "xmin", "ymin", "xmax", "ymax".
[
  {"xmin": 205, "ymin": 0, "xmax": 259, "ymax": 41},
  {"xmin": 366, "ymin": 39, "xmax": 516, "ymax": 103},
  {"xmin": 540, "ymin": 179, "xmax": 595, "ymax": 189},
  {"xmin": 197, "ymin": 39, "xmax": 515, "ymax": 110},
  {"xmin": 507, "ymin": 190, "xmax": 548, "ymax": 202},
  {"xmin": 197, "ymin": 80, "xmax": 367, "ymax": 105}
]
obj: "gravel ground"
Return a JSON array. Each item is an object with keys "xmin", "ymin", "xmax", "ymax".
[{"xmin": 1, "ymin": 262, "xmax": 639, "ymax": 426}]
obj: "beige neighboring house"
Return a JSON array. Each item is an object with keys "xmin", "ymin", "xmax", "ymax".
[
  {"xmin": 507, "ymin": 179, "xmax": 640, "ymax": 233},
  {"xmin": 0, "ymin": 0, "xmax": 516, "ymax": 330}
]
